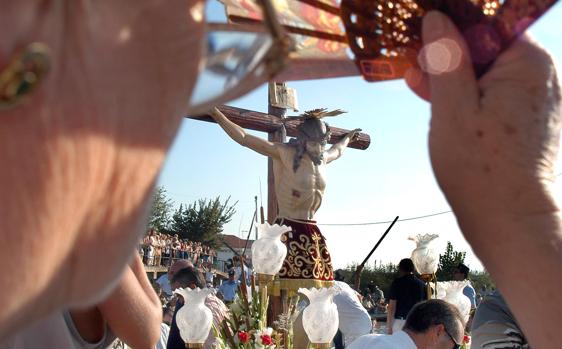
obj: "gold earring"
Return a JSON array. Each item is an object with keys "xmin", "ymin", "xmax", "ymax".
[{"xmin": 0, "ymin": 42, "xmax": 51, "ymax": 110}]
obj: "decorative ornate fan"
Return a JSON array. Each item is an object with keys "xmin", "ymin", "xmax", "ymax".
[
  {"xmin": 219, "ymin": 0, "xmax": 558, "ymax": 82},
  {"xmin": 340, "ymin": 0, "xmax": 559, "ymax": 81}
]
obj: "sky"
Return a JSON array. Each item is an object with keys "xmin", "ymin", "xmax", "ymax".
[{"xmin": 157, "ymin": 3, "xmax": 562, "ymax": 272}]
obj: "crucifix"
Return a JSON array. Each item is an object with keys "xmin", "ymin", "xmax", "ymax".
[
  {"xmin": 187, "ymin": 82, "xmax": 371, "ymax": 293},
  {"xmin": 187, "ymin": 82, "xmax": 371, "ymax": 225}
]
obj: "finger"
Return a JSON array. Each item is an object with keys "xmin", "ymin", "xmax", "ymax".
[
  {"xmin": 421, "ymin": 11, "xmax": 479, "ymax": 111},
  {"xmin": 405, "ymin": 68, "xmax": 431, "ymax": 102}
]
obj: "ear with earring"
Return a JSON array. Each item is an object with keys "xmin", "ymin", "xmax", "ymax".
[{"xmin": 0, "ymin": 42, "xmax": 51, "ymax": 110}]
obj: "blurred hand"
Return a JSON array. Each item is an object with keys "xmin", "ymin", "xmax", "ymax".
[
  {"xmin": 0, "ymin": 0, "xmax": 203, "ymax": 338},
  {"xmin": 406, "ymin": 11, "xmax": 562, "ymax": 348},
  {"xmin": 406, "ymin": 11, "xmax": 561, "ymax": 219}
]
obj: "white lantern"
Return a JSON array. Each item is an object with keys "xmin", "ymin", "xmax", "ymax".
[
  {"xmin": 436, "ymin": 281, "xmax": 472, "ymax": 324},
  {"xmin": 252, "ymin": 222, "xmax": 290, "ymax": 276},
  {"xmin": 299, "ymin": 287, "xmax": 340, "ymax": 349},
  {"xmin": 174, "ymin": 287, "xmax": 213, "ymax": 349},
  {"xmin": 409, "ymin": 234, "xmax": 440, "ymax": 275}
]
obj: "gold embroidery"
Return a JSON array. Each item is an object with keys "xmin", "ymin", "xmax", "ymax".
[{"xmin": 278, "ymin": 225, "xmax": 334, "ymax": 293}]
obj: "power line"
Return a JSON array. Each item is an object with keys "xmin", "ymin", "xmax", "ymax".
[
  {"xmin": 160, "ymin": 172, "xmax": 562, "ymax": 227},
  {"xmin": 318, "ymin": 210, "xmax": 452, "ymax": 226},
  {"xmin": 320, "ymin": 173, "xmax": 562, "ymax": 226}
]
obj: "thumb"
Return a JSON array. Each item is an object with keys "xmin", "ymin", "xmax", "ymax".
[{"xmin": 421, "ymin": 11, "xmax": 479, "ymax": 111}]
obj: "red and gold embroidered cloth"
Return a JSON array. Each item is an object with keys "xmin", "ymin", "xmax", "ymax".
[{"xmin": 274, "ymin": 217, "xmax": 334, "ymax": 294}]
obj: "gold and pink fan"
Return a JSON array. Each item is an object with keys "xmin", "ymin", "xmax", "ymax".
[
  {"xmin": 340, "ymin": 0, "xmax": 559, "ymax": 81},
  {"xmin": 218, "ymin": 0, "xmax": 558, "ymax": 84}
]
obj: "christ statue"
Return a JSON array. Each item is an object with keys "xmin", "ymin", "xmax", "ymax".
[{"xmin": 210, "ymin": 107, "xmax": 360, "ymax": 293}]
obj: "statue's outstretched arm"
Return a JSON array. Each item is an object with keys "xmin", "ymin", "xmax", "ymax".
[
  {"xmin": 325, "ymin": 128, "xmax": 361, "ymax": 163},
  {"xmin": 210, "ymin": 108, "xmax": 279, "ymax": 158}
]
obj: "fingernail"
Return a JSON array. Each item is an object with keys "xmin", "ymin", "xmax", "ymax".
[{"xmin": 423, "ymin": 11, "xmax": 446, "ymax": 41}]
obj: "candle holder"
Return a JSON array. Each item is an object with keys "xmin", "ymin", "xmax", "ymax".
[
  {"xmin": 298, "ymin": 287, "xmax": 339, "ymax": 348},
  {"xmin": 410, "ymin": 234, "xmax": 440, "ymax": 299},
  {"xmin": 174, "ymin": 288, "xmax": 214, "ymax": 348},
  {"xmin": 213, "ymin": 221, "xmax": 298, "ymax": 349}
]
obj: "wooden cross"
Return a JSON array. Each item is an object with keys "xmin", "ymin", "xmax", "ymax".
[{"xmin": 186, "ymin": 83, "xmax": 371, "ymax": 224}]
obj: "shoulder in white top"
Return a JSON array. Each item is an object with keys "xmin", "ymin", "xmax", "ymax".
[
  {"xmin": 332, "ymin": 281, "xmax": 372, "ymax": 346},
  {"xmin": 347, "ymin": 331, "xmax": 417, "ymax": 349}
]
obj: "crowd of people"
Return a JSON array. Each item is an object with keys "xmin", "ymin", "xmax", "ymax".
[{"xmin": 139, "ymin": 230, "xmax": 217, "ymax": 267}]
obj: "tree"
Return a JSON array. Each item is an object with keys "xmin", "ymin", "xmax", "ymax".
[
  {"xmin": 437, "ymin": 241, "xmax": 466, "ymax": 281},
  {"xmin": 147, "ymin": 186, "xmax": 174, "ymax": 233},
  {"xmin": 170, "ymin": 196, "xmax": 236, "ymax": 248}
]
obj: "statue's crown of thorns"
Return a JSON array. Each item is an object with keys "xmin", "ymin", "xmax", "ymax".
[{"xmin": 285, "ymin": 108, "xmax": 347, "ymax": 122}]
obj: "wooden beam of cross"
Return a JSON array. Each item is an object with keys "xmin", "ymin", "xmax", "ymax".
[
  {"xmin": 185, "ymin": 84, "xmax": 371, "ymax": 223},
  {"xmin": 188, "ymin": 105, "xmax": 372, "ymax": 150}
]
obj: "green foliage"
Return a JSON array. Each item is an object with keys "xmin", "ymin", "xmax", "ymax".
[
  {"xmin": 147, "ymin": 186, "xmax": 174, "ymax": 233},
  {"xmin": 170, "ymin": 196, "xmax": 236, "ymax": 248},
  {"xmin": 342, "ymin": 262, "xmax": 398, "ymax": 297},
  {"xmin": 437, "ymin": 241, "xmax": 466, "ymax": 281}
]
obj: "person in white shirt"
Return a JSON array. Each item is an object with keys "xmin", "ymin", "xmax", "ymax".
[
  {"xmin": 156, "ymin": 322, "xmax": 170, "ymax": 349},
  {"xmin": 332, "ymin": 270, "xmax": 373, "ymax": 347},
  {"xmin": 348, "ymin": 300, "xmax": 464, "ymax": 349}
]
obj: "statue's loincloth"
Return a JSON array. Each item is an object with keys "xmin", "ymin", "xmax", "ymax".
[{"xmin": 274, "ymin": 217, "xmax": 334, "ymax": 295}]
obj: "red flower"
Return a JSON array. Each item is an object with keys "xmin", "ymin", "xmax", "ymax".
[
  {"xmin": 463, "ymin": 335, "xmax": 471, "ymax": 344},
  {"xmin": 238, "ymin": 331, "xmax": 250, "ymax": 343},
  {"xmin": 261, "ymin": 334, "xmax": 273, "ymax": 346}
]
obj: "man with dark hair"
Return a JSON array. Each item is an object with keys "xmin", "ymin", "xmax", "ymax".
[
  {"xmin": 453, "ymin": 263, "xmax": 476, "ymax": 310},
  {"xmin": 349, "ymin": 299, "xmax": 464, "ymax": 349},
  {"xmin": 170, "ymin": 266, "xmax": 205, "ymax": 290},
  {"xmin": 157, "ymin": 259, "xmax": 193, "ymax": 298},
  {"xmin": 387, "ymin": 259, "xmax": 426, "ymax": 334}
]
